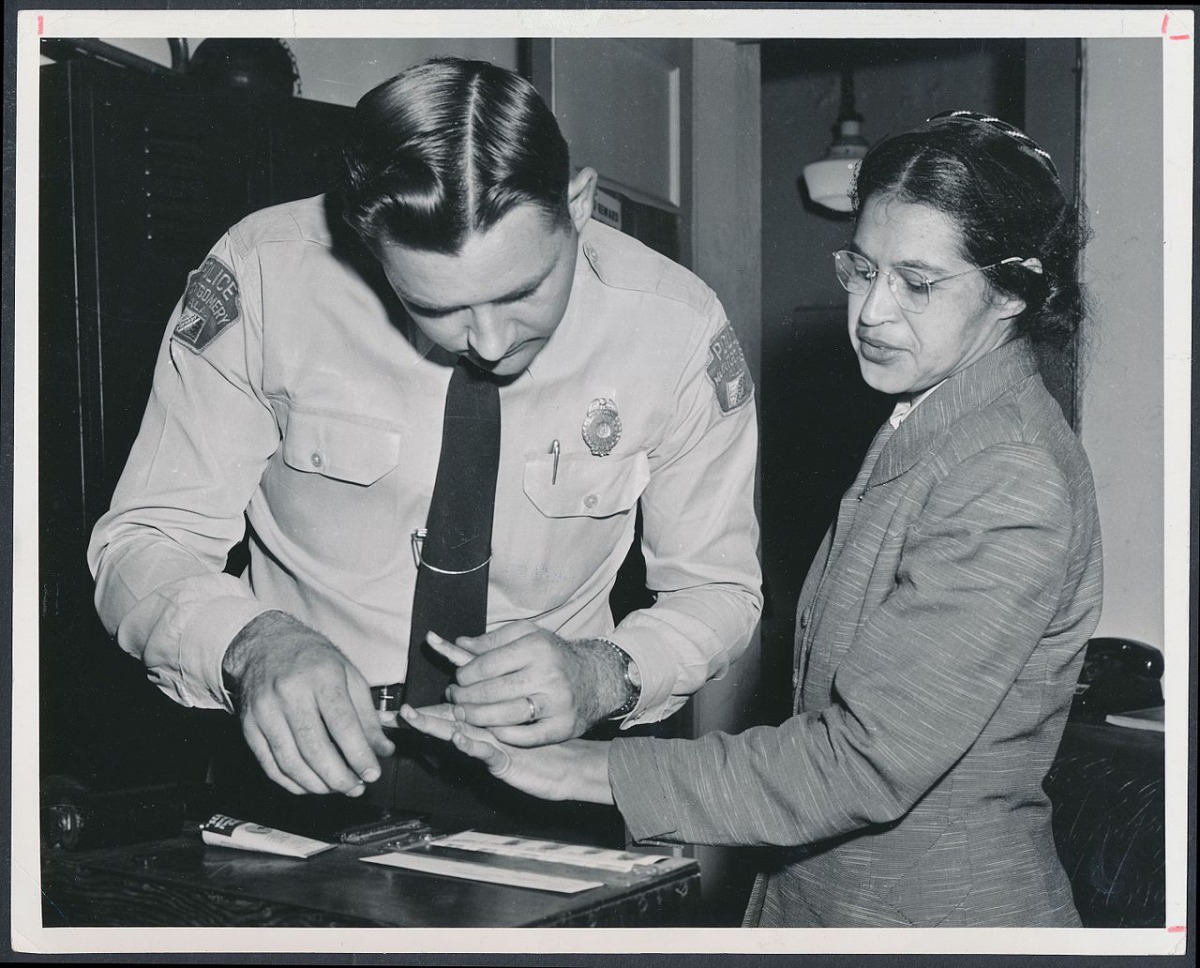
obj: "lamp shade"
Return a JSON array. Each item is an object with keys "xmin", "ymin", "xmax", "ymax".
[
  {"xmin": 803, "ymin": 117, "xmax": 869, "ymax": 214},
  {"xmin": 802, "ymin": 157, "xmax": 862, "ymax": 213}
]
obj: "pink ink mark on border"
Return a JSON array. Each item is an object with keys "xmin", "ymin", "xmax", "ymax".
[
  {"xmin": 1167, "ymin": 925, "xmax": 1186, "ymax": 933},
  {"xmin": 37, "ymin": 14, "xmax": 44, "ymax": 35},
  {"xmin": 1162, "ymin": 11, "xmax": 1192, "ymax": 40}
]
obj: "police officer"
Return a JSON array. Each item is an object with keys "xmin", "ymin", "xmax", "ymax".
[{"xmin": 89, "ymin": 57, "xmax": 761, "ymax": 820}]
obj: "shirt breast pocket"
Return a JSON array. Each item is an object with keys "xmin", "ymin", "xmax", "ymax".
[
  {"xmin": 523, "ymin": 451, "xmax": 649, "ymax": 519},
  {"xmin": 511, "ymin": 451, "xmax": 649, "ymax": 606},
  {"xmin": 267, "ymin": 408, "xmax": 403, "ymax": 572}
]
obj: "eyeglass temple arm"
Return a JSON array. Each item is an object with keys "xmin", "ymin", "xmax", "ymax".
[{"xmin": 942, "ymin": 256, "xmax": 1043, "ymax": 282}]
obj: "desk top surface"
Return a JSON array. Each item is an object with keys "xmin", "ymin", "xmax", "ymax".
[{"xmin": 43, "ymin": 826, "xmax": 699, "ymax": 928}]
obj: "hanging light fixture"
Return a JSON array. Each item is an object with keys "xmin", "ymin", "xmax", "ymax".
[{"xmin": 802, "ymin": 68, "xmax": 869, "ymax": 214}]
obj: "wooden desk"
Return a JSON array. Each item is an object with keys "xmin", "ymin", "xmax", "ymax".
[
  {"xmin": 41, "ymin": 826, "xmax": 700, "ymax": 928},
  {"xmin": 1043, "ymin": 721, "xmax": 1165, "ymax": 927}
]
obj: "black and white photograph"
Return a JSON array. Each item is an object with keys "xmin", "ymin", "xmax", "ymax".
[{"xmin": 6, "ymin": 4, "xmax": 1194, "ymax": 961}]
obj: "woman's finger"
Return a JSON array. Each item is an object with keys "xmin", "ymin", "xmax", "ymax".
[
  {"xmin": 451, "ymin": 728, "xmax": 510, "ymax": 774},
  {"xmin": 402, "ymin": 706, "xmax": 514, "ymax": 778},
  {"xmin": 400, "ymin": 703, "xmax": 457, "ymax": 741},
  {"xmin": 409, "ymin": 702, "xmax": 458, "ymax": 722}
]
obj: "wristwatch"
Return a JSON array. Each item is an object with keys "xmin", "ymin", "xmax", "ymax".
[{"xmin": 599, "ymin": 639, "xmax": 642, "ymax": 720}]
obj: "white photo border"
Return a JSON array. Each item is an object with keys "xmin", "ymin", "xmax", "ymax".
[{"xmin": 9, "ymin": 4, "xmax": 1194, "ymax": 958}]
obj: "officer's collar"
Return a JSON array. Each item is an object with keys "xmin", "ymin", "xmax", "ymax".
[{"xmin": 522, "ymin": 229, "xmax": 593, "ymax": 384}]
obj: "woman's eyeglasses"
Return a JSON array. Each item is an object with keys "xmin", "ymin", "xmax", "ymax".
[{"xmin": 832, "ymin": 249, "xmax": 1035, "ymax": 315}]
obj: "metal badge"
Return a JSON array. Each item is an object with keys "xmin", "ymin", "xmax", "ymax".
[{"xmin": 581, "ymin": 398, "xmax": 622, "ymax": 457}]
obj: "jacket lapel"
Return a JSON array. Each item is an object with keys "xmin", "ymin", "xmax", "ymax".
[{"xmin": 866, "ymin": 339, "xmax": 1041, "ymax": 491}]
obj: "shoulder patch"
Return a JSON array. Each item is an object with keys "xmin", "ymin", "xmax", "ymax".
[
  {"xmin": 173, "ymin": 256, "xmax": 241, "ymax": 353},
  {"xmin": 706, "ymin": 323, "xmax": 754, "ymax": 414}
]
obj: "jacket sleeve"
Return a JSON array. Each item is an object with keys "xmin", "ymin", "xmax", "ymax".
[
  {"xmin": 87, "ymin": 231, "xmax": 280, "ymax": 711},
  {"xmin": 609, "ymin": 443, "xmax": 1075, "ymax": 845},
  {"xmin": 604, "ymin": 297, "xmax": 763, "ymax": 727}
]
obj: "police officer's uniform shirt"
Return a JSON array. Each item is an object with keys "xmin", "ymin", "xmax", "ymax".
[{"xmin": 89, "ymin": 196, "xmax": 762, "ymax": 727}]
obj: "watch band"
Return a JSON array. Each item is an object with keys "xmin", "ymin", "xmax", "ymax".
[{"xmin": 598, "ymin": 639, "xmax": 641, "ymax": 720}]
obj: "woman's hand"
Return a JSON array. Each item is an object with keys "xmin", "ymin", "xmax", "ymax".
[{"xmin": 400, "ymin": 703, "xmax": 615, "ymax": 805}]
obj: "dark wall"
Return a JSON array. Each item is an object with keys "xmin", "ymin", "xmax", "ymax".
[
  {"xmin": 38, "ymin": 54, "xmax": 351, "ymax": 789},
  {"xmin": 757, "ymin": 39, "xmax": 1028, "ymax": 723}
]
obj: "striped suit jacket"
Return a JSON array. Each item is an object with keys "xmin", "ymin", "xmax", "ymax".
[{"xmin": 610, "ymin": 339, "xmax": 1103, "ymax": 927}]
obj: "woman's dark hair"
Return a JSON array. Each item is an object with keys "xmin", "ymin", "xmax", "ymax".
[
  {"xmin": 339, "ymin": 57, "xmax": 572, "ymax": 253},
  {"xmin": 852, "ymin": 111, "xmax": 1090, "ymax": 348}
]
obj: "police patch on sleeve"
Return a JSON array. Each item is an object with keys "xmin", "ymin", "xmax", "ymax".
[
  {"xmin": 706, "ymin": 323, "xmax": 754, "ymax": 414},
  {"xmin": 172, "ymin": 256, "xmax": 241, "ymax": 353}
]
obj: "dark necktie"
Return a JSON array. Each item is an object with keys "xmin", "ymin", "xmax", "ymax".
[{"xmin": 404, "ymin": 360, "xmax": 501, "ymax": 707}]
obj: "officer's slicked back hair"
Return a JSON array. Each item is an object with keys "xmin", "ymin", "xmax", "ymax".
[{"xmin": 339, "ymin": 57, "xmax": 572, "ymax": 253}]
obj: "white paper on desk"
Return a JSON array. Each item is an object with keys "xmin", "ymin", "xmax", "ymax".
[
  {"xmin": 429, "ymin": 830, "xmax": 672, "ymax": 873},
  {"xmin": 1105, "ymin": 705, "xmax": 1165, "ymax": 731},
  {"xmin": 361, "ymin": 852, "xmax": 603, "ymax": 894}
]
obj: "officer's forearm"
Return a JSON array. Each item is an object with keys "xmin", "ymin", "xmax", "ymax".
[
  {"xmin": 223, "ymin": 610, "xmax": 294, "ymax": 696},
  {"xmin": 222, "ymin": 609, "xmax": 340, "ymax": 707},
  {"xmin": 570, "ymin": 638, "xmax": 641, "ymax": 727}
]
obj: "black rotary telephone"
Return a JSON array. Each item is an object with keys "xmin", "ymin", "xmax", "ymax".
[{"xmin": 1069, "ymin": 637, "xmax": 1164, "ymax": 723}]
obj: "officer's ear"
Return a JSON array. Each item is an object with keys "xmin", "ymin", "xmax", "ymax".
[{"xmin": 566, "ymin": 167, "xmax": 598, "ymax": 233}]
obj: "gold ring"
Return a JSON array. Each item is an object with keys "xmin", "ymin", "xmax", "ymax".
[{"xmin": 524, "ymin": 696, "xmax": 538, "ymax": 724}]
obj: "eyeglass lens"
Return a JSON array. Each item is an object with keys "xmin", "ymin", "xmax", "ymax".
[{"xmin": 833, "ymin": 251, "xmax": 930, "ymax": 313}]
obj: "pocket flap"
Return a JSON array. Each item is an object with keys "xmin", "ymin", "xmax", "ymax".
[
  {"xmin": 281, "ymin": 410, "xmax": 401, "ymax": 486},
  {"xmin": 523, "ymin": 451, "xmax": 649, "ymax": 518}
]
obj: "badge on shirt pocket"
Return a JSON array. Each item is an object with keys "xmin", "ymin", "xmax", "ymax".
[{"xmin": 581, "ymin": 398, "xmax": 622, "ymax": 456}]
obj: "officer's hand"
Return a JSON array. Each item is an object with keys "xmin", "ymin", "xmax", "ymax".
[
  {"xmin": 222, "ymin": 610, "xmax": 395, "ymax": 796},
  {"xmin": 400, "ymin": 703, "xmax": 614, "ymax": 805},
  {"xmin": 425, "ymin": 622, "xmax": 628, "ymax": 746}
]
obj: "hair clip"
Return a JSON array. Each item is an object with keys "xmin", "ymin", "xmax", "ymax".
[{"xmin": 929, "ymin": 110, "xmax": 1059, "ymax": 180}]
